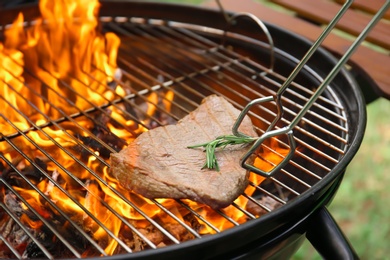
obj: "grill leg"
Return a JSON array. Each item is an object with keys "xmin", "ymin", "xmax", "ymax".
[{"xmin": 306, "ymin": 207, "xmax": 359, "ymax": 260}]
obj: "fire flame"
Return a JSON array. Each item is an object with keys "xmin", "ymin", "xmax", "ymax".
[
  {"xmin": 0, "ymin": 0, "xmax": 120, "ymax": 136},
  {"xmin": 0, "ymin": 0, "xmax": 288, "ymax": 257}
]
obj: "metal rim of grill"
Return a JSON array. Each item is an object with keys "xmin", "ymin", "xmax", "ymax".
[{"xmin": 0, "ymin": 5, "xmax": 352, "ymax": 259}]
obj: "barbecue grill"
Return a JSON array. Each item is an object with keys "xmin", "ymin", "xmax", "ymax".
[{"xmin": 0, "ymin": 0, "xmax": 388, "ymax": 259}]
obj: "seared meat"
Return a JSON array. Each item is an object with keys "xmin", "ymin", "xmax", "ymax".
[{"xmin": 110, "ymin": 95, "xmax": 257, "ymax": 209}]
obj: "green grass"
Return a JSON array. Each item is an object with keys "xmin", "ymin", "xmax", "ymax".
[
  {"xmin": 294, "ymin": 98, "xmax": 390, "ymax": 260},
  {"xmin": 332, "ymin": 98, "xmax": 390, "ymax": 259}
]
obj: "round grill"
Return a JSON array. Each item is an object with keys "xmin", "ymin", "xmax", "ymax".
[{"xmin": 0, "ymin": 1, "xmax": 365, "ymax": 259}]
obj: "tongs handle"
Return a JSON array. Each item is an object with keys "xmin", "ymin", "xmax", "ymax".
[
  {"xmin": 235, "ymin": 0, "xmax": 390, "ymax": 177},
  {"xmin": 232, "ymin": 96, "xmax": 296, "ymax": 176}
]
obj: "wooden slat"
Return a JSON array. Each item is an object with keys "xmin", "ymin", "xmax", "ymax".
[
  {"xmin": 271, "ymin": 0, "xmax": 390, "ymax": 50},
  {"xmin": 202, "ymin": 0, "xmax": 390, "ymax": 99},
  {"xmin": 334, "ymin": 0, "xmax": 390, "ymax": 19}
]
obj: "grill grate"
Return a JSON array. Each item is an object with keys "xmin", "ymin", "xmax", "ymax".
[{"xmin": 0, "ymin": 11, "xmax": 349, "ymax": 258}]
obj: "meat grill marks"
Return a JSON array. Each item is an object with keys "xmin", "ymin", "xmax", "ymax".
[{"xmin": 0, "ymin": 13, "xmax": 349, "ymax": 258}]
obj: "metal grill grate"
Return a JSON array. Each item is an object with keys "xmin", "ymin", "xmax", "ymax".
[{"xmin": 0, "ymin": 9, "xmax": 349, "ymax": 259}]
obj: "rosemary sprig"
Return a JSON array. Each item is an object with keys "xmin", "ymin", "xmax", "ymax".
[{"xmin": 188, "ymin": 135, "xmax": 257, "ymax": 171}]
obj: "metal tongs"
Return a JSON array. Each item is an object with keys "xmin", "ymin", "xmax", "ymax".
[{"xmin": 228, "ymin": 0, "xmax": 390, "ymax": 177}]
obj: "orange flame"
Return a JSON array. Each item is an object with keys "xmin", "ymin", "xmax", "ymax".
[
  {"xmin": 0, "ymin": 0, "xmax": 120, "ymax": 135},
  {"xmin": 0, "ymin": 0, "xmax": 289, "ymax": 256}
]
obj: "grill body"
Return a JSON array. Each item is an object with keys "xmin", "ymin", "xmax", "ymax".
[{"xmin": 0, "ymin": 1, "xmax": 366, "ymax": 259}]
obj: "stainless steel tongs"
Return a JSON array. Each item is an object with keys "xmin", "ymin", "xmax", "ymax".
[{"xmin": 231, "ymin": 0, "xmax": 390, "ymax": 177}]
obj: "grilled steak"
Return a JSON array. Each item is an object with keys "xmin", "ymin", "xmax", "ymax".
[{"xmin": 110, "ymin": 95, "xmax": 257, "ymax": 209}]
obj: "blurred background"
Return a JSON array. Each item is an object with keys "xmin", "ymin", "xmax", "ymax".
[
  {"xmin": 1, "ymin": 0, "xmax": 388, "ymax": 258},
  {"xmin": 152, "ymin": 0, "xmax": 390, "ymax": 259},
  {"xmin": 295, "ymin": 98, "xmax": 390, "ymax": 260}
]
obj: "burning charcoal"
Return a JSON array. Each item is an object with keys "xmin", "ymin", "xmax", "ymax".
[
  {"xmin": 125, "ymin": 89, "xmax": 177, "ymax": 130},
  {"xmin": 91, "ymin": 108, "xmax": 136, "ymax": 139},
  {"xmin": 1, "ymin": 218, "xmax": 15, "ymax": 241},
  {"xmin": 1, "ymin": 216, "xmax": 34, "ymax": 257},
  {"xmin": 184, "ymin": 213, "xmax": 202, "ymax": 234},
  {"xmin": 2, "ymin": 158, "xmax": 46, "ymax": 189},
  {"xmin": 92, "ymin": 110, "xmax": 112, "ymax": 129},
  {"xmin": 3, "ymin": 191, "xmax": 92, "ymax": 258},
  {"xmin": 23, "ymin": 230, "xmax": 65, "ymax": 258},
  {"xmin": 95, "ymin": 129, "xmax": 127, "ymax": 153},
  {"xmin": 77, "ymin": 132, "xmax": 126, "ymax": 160},
  {"xmin": 107, "ymin": 68, "xmax": 123, "ymax": 89},
  {"xmin": 123, "ymin": 100, "xmax": 141, "ymax": 125},
  {"xmin": 76, "ymin": 127, "xmax": 126, "ymax": 160},
  {"xmin": 162, "ymin": 222, "xmax": 195, "ymax": 242},
  {"xmin": 246, "ymin": 196, "xmax": 283, "ymax": 217},
  {"xmin": 4, "ymin": 192, "xmax": 24, "ymax": 217},
  {"xmin": 0, "ymin": 160, "xmax": 6, "ymax": 172},
  {"xmin": 146, "ymin": 101, "xmax": 177, "ymax": 129},
  {"xmin": 44, "ymin": 169, "xmax": 60, "ymax": 196},
  {"xmin": 101, "ymin": 105, "xmax": 140, "ymax": 135},
  {"xmin": 24, "ymin": 240, "xmax": 46, "ymax": 259},
  {"xmin": 23, "ymin": 221, "xmax": 91, "ymax": 259},
  {"xmin": 112, "ymin": 79, "xmax": 141, "ymax": 127},
  {"xmin": 1, "ymin": 193, "xmax": 48, "ymax": 256},
  {"xmin": 132, "ymin": 225, "xmax": 165, "ymax": 251},
  {"xmin": 116, "ymin": 225, "xmax": 146, "ymax": 254},
  {"xmin": 75, "ymin": 112, "xmax": 127, "ymax": 160},
  {"xmin": 129, "ymin": 219, "xmax": 197, "ymax": 252},
  {"xmin": 0, "ymin": 249, "xmax": 11, "ymax": 259},
  {"xmin": 2, "ymin": 171, "xmax": 29, "ymax": 189}
]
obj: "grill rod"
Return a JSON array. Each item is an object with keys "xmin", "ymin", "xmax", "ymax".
[
  {"xmin": 216, "ymin": 0, "xmax": 275, "ymax": 71},
  {"xmin": 235, "ymin": 0, "xmax": 390, "ymax": 177},
  {"xmin": 0, "ymin": 2, "xmax": 354, "ymax": 256},
  {"xmin": 109, "ymin": 22, "xmax": 321, "ymax": 191}
]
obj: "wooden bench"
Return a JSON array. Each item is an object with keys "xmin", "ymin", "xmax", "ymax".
[{"xmin": 203, "ymin": 0, "xmax": 390, "ymax": 103}]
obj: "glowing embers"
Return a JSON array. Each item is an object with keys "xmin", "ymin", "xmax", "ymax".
[
  {"xmin": 0, "ymin": 93, "xmax": 175, "ymax": 257},
  {"xmin": 0, "ymin": 0, "xmax": 288, "ymax": 257},
  {"xmin": 0, "ymin": 110, "xmax": 284, "ymax": 257}
]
